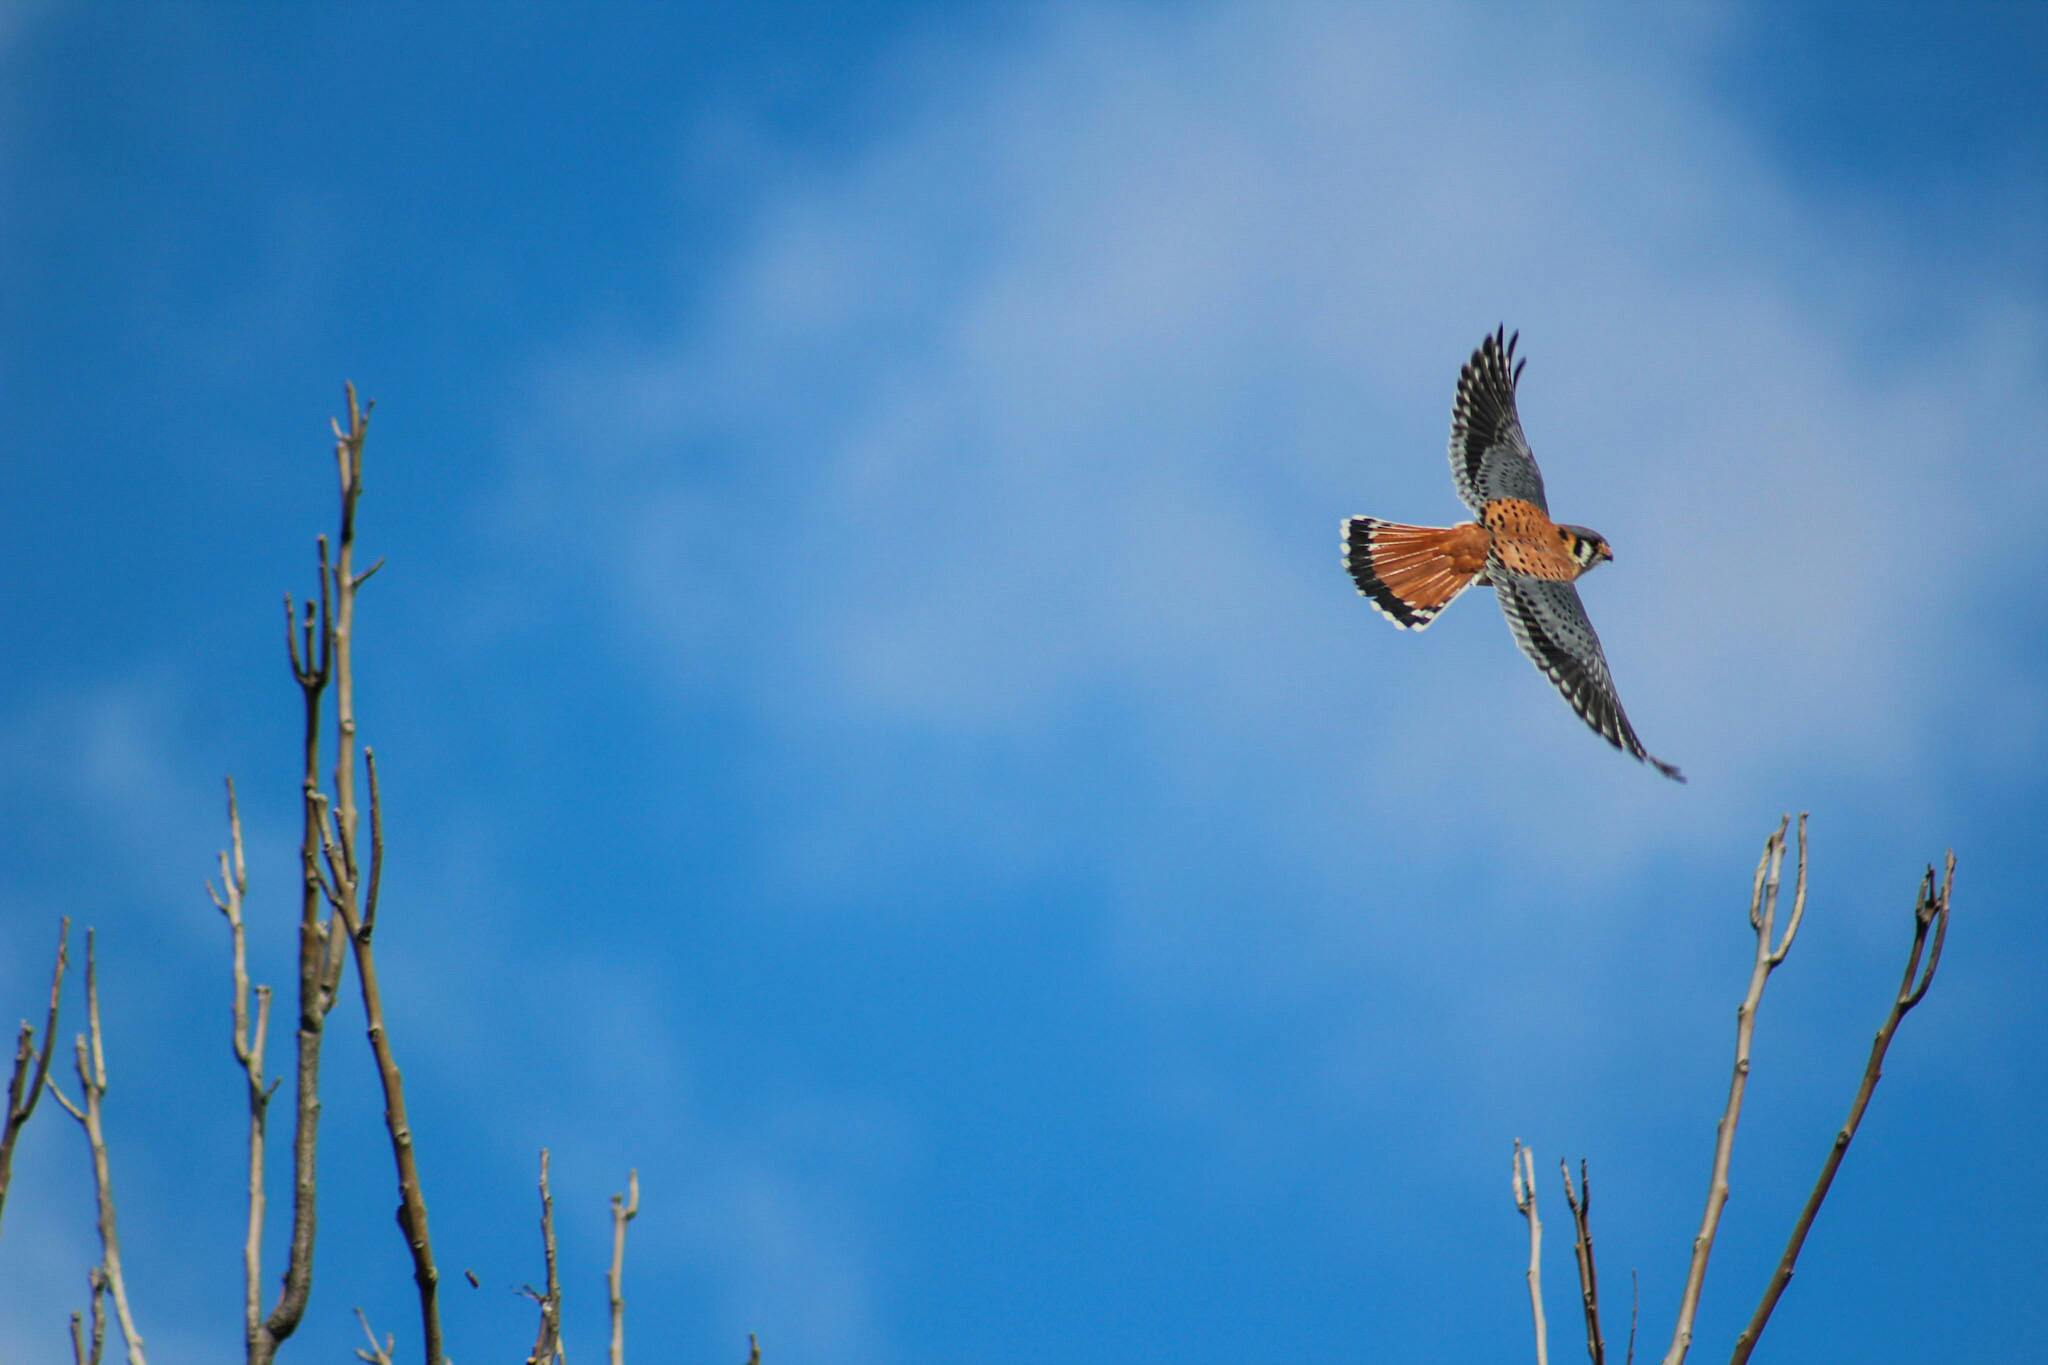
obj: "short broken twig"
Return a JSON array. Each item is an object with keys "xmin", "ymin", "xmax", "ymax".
[
  {"xmin": 609, "ymin": 1169, "xmax": 640, "ymax": 1365},
  {"xmin": 1729, "ymin": 851, "xmax": 1955, "ymax": 1363}
]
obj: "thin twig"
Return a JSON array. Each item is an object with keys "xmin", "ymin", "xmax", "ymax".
[
  {"xmin": 1626, "ymin": 1270, "xmax": 1638, "ymax": 1365},
  {"xmin": 210, "ymin": 779, "xmax": 276, "ymax": 1356},
  {"xmin": 1514, "ymin": 1139, "xmax": 1549, "ymax": 1365},
  {"xmin": 353, "ymin": 1307, "xmax": 396, "ymax": 1365},
  {"xmin": 1, "ymin": 916, "xmax": 68, "ymax": 1233},
  {"xmin": 609, "ymin": 1170, "xmax": 641, "ymax": 1365},
  {"xmin": 70, "ymin": 1266, "xmax": 107, "ymax": 1365},
  {"xmin": 744, "ymin": 1333, "xmax": 761, "ymax": 1365},
  {"xmin": 525, "ymin": 1150, "xmax": 564, "ymax": 1365},
  {"xmin": 45, "ymin": 931, "xmax": 147, "ymax": 1365},
  {"xmin": 1729, "ymin": 851, "xmax": 1955, "ymax": 1364},
  {"xmin": 1662, "ymin": 815, "xmax": 1806, "ymax": 1365},
  {"xmin": 1560, "ymin": 1159, "xmax": 1605, "ymax": 1364}
]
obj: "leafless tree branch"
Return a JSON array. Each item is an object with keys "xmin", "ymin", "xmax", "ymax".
[
  {"xmin": 210, "ymin": 777, "xmax": 278, "ymax": 1358},
  {"xmin": 44, "ymin": 931, "xmax": 146, "ymax": 1365},
  {"xmin": 1728, "ymin": 851, "xmax": 1955, "ymax": 1363},
  {"xmin": 1661, "ymin": 815, "xmax": 1806, "ymax": 1365},
  {"xmin": 744, "ymin": 1332, "xmax": 761, "ymax": 1365},
  {"xmin": 608, "ymin": 1169, "xmax": 641, "ymax": 1365},
  {"xmin": 1, "ymin": 916, "xmax": 67, "ymax": 1233},
  {"xmin": 1626, "ymin": 1270, "xmax": 1637, "ymax": 1365},
  {"xmin": 69, "ymin": 1266, "xmax": 107, "ymax": 1365},
  {"xmin": 524, "ymin": 1149, "xmax": 565, "ymax": 1365},
  {"xmin": 353, "ymin": 1307, "xmax": 396, "ymax": 1365},
  {"xmin": 1560, "ymin": 1159, "xmax": 1605, "ymax": 1365},
  {"xmin": 1514, "ymin": 1139, "xmax": 1549, "ymax": 1365}
]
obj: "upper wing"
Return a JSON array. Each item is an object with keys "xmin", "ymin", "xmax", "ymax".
[
  {"xmin": 1492, "ymin": 574, "xmax": 1684, "ymax": 781},
  {"xmin": 1448, "ymin": 327, "xmax": 1547, "ymax": 515}
]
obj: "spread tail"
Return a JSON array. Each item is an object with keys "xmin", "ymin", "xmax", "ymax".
[{"xmin": 1342, "ymin": 517, "xmax": 1489, "ymax": 630}]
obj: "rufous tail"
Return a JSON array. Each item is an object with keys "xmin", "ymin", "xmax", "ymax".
[{"xmin": 1342, "ymin": 517, "xmax": 1489, "ymax": 630}]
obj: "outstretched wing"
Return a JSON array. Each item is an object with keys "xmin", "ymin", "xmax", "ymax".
[
  {"xmin": 1492, "ymin": 575, "xmax": 1683, "ymax": 781},
  {"xmin": 1448, "ymin": 327, "xmax": 1547, "ymax": 515}
]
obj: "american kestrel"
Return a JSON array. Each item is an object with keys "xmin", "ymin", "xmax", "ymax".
[{"xmin": 1342, "ymin": 328, "xmax": 1683, "ymax": 781}]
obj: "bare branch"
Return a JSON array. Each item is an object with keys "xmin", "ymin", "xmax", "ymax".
[
  {"xmin": 1560, "ymin": 1159, "xmax": 1605, "ymax": 1365},
  {"xmin": 745, "ymin": 1333, "xmax": 761, "ymax": 1365},
  {"xmin": 1626, "ymin": 1270, "xmax": 1637, "ymax": 1365},
  {"xmin": 1662, "ymin": 815, "xmax": 1805, "ymax": 1365},
  {"xmin": 212, "ymin": 777, "xmax": 275, "ymax": 1359},
  {"xmin": 1, "ymin": 916, "xmax": 68, "ymax": 1233},
  {"xmin": 363, "ymin": 748, "xmax": 385, "ymax": 937},
  {"xmin": 45, "ymin": 931, "xmax": 147, "ymax": 1365},
  {"xmin": 1729, "ymin": 851, "xmax": 1956, "ymax": 1364},
  {"xmin": 525, "ymin": 1149, "xmax": 565, "ymax": 1365},
  {"xmin": 70, "ymin": 1266, "xmax": 107, "ymax": 1365},
  {"xmin": 609, "ymin": 1169, "xmax": 641, "ymax": 1365},
  {"xmin": 1513, "ymin": 1139, "xmax": 1549, "ymax": 1365},
  {"xmin": 354, "ymin": 1307, "xmax": 396, "ymax": 1365}
]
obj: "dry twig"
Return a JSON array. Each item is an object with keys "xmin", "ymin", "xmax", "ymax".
[
  {"xmin": 524, "ymin": 1149, "xmax": 565, "ymax": 1365},
  {"xmin": 68, "ymin": 1266, "xmax": 107, "ymax": 1365},
  {"xmin": 1661, "ymin": 815, "xmax": 1807, "ymax": 1365},
  {"xmin": 304, "ymin": 388, "xmax": 444, "ymax": 1365},
  {"xmin": 1513, "ymin": 1139, "xmax": 1549, "ymax": 1365},
  {"xmin": 45, "ymin": 931, "xmax": 147, "ymax": 1365},
  {"xmin": 1560, "ymin": 1159, "xmax": 1605, "ymax": 1365},
  {"xmin": 744, "ymin": 1333, "xmax": 761, "ymax": 1365},
  {"xmin": 354, "ymin": 1307, "xmax": 396, "ymax": 1365},
  {"xmin": 1, "ymin": 916, "xmax": 67, "ymax": 1233},
  {"xmin": 1729, "ymin": 852, "xmax": 1955, "ymax": 1363},
  {"xmin": 209, "ymin": 779, "xmax": 279, "ymax": 1353},
  {"xmin": 609, "ymin": 1169, "xmax": 641, "ymax": 1365}
]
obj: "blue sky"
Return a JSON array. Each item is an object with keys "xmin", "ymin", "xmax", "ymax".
[{"xmin": 1, "ymin": 3, "xmax": 2043, "ymax": 1361}]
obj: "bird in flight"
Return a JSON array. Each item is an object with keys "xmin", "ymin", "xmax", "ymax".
[{"xmin": 1342, "ymin": 328, "xmax": 1683, "ymax": 781}]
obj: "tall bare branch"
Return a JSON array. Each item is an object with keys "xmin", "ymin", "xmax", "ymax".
[
  {"xmin": 1661, "ymin": 815, "xmax": 1806, "ymax": 1365},
  {"xmin": 45, "ymin": 931, "xmax": 146, "ymax": 1365},
  {"xmin": 1, "ymin": 916, "xmax": 68, "ymax": 1234},
  {"xmin": 1560, "ymin": 1159, "xmax": 1605, "ymax": 1365},
  {"xmin": 524, "ymin": 1149, "xmax": 564, "ymax": 1365},
  {"xmin": 609, "ymin": 1170, "xmax": 641, "ymax": 1365},
  {"xmin": 353, "ymin": 1307, "xmax": 396, "ymax": 1365},
  {"xmin": 1513, "ymin": 1139, "xmax": 1549, "ymax": 1365},
  {"xmin": 305, "ymin": 387, "xmax": 444, "ymax": 1365},
  {"xmin": 1729, "ymin": 852, "xmax": 1955, "ymax": 1363}
]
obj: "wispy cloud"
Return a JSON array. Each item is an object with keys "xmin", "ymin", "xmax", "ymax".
[{"xmin": 513, "ymin": 2, "xmax": 2043, "ymax": 922}]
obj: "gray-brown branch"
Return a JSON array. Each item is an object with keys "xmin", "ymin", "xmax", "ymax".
[
  {"xmin": 609, "ymin": 1170, "xmax": 640, "ymax": 1365},
  {"xmin": 45, "ymin": 930, "xmax": 147, "ymax": 1365},
  {"xmin": 1661, "ymin": 815, "xmax": 1807, "ymax": 1365},
  {"xmin": 525, "ymin": 1149, "xmax": 564, "ymax": 1365},
  {"xmin": 210, "ymin": 778, "xmax": 276, "ymax": 1358},
  {"xmin": 1728, "ymin": 852, "xmax": 1954, "ymax": 1364},
  {"xmin": 1560, "ymin": 1159, "xmax": 1605, "ymax": 1365},
  {"xmin": 1, "ymin": 916, "xmax": 67, "ymax": 1234}
]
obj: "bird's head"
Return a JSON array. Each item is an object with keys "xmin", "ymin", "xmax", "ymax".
[{"xmin": 1561, "ymin": 526, "xmax": 1613, "ymax": 574}]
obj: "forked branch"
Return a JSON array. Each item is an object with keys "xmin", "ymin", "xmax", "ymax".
[
  {"xmin": 1, "ymin": 916, "xmax": 68, "ymax": 1233},
  {"xmin": 45, "ymin": 931, "xmax": 147, "ymax": 1365},
  {"xmin": 1560, "ymin": 1159, "xmax": 1606, "ymax": 1365},
  {"xmin": 1728, "ymin": 852, "xmax": 1955, "ymax": 1363},
  {"xmin": 210, "ymin": 779, "xmax": 278, "ymax": 1354},
  {"xmin": 1661, "ymin": 815, "xmax": 1806, "ymax": 1365}
]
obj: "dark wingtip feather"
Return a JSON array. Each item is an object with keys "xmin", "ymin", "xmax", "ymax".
[{"xmin": 1647, "ymin": 755, "xmax": 1686, "ymax": 783}]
